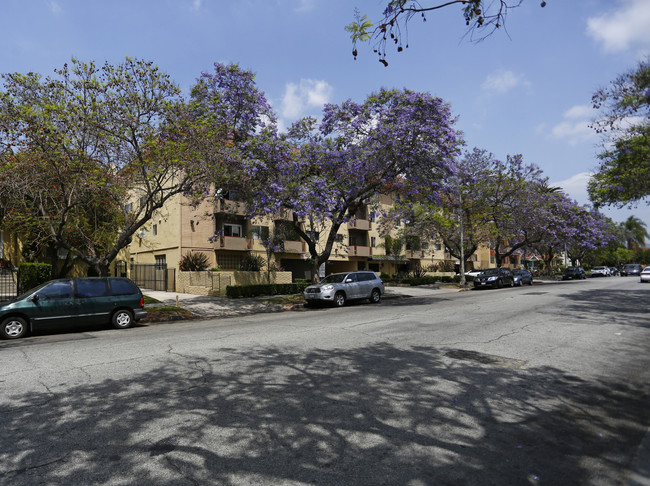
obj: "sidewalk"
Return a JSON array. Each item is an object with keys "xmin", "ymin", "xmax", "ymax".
[{"xmin": 142, "ymin": 284, "xmax": 457, "ymax": 320}]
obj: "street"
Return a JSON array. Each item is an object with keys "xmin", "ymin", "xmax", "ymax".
[{"xmin": 1, "ymin": 277, "xmax": 649, "ymax": 485}]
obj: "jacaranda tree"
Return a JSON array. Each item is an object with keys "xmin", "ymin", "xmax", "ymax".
[
  {"xmin": 346, "ymin": 0, "xmax": 548, "ymax": 66},
  {"xmin": 214, "ymin": 83, "xmax": 464, "ymax": 281}
]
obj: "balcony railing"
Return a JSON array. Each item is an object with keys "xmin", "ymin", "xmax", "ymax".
[
  {"xmin": 349, "ymin": 218, "xmax": 372, "ymax": 231},
  {"xmin": 405, "ymin": 250, "xmax": 426, "ymax": 259},
  {"xmin": 215, "ymin": 199, "xmax": 247, "ymax": 216},
  {"xmin": 283, "ymin": 240, "xmax": 305, "ymax": 253},
  {"xmin": 217, "ymin": 236, "xmax": 252, "ymax": 251},
  {"xmin": 350, "ymin": 245, "xmax": 372, "ymax": 257}
]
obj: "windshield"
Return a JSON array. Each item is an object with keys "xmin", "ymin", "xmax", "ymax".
[
  {"xmin": 481, "ymin": 269, "xmax": 499, "ymax": 276},
  {"xmin": 14, "ymin": 280, "xmax": 53, "ymax": 301},
  {"xmin": 320, "ymin": 274, "xmax": 347, "ymax": 284}
]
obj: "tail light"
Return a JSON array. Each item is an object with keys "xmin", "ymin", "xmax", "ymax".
[{"xmin": 140, "ymin": 296, "xmax": 144, "ymax": 308}]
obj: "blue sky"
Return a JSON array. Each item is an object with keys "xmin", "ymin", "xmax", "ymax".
[{"xmin": 3, "ymin": 0, "xmax": 650, "ymax": 235}]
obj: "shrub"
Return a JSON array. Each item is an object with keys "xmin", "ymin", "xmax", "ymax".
[
  {"xmin": 18, "ymin": 263, "xmax": 52, "ymax": 293},
  {"xmin": 239, "ymin": 254, "xmax": 266, "ymax": 271},
  {"xmin": 179, "ymin": 251, "xmax": 210, "ymax": 271},
  {"xmin": 226, "ymin": 282, "xmax": 310, "ymax": 298}
]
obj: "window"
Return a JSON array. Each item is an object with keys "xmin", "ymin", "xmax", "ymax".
[
  {"xmin": 335, "ymin": 234, "xmax": 344, "ymax": 243},
  {"xmin": 125, "ymin": 202, "xmax": 133, "ymax": 213},
  {"xmin": 153, "ymin": 224, "xmax": 158, "ymax": 236},
  {"xmin": 39, "ymin": 281, "xmax": 72, "ymax": 300},
  {"xmin": 155, "ymin": 255, "xmax": 167, "ymax": 270},
  {"xmin": 371, "ymin": 236, "xmax": 376, "ymax": 248},
  {"xmin": 75, "ymin": 279, "xmax": 109, "ymax": 298},
  {"xmin": 434, "ymin": 243, "xmax": 442, "ymax": 251},
  {"xmin": 306, "ymin": 230, "xmax": 319, "ymax": 242},
  {"xmin": 110, "ymin": 279, "xmax": 139, "ymax": 296},
  {"xmin": 223, "ymin": 223, "xmax": 243, "ymax": 237},
  {"xmin": 421, "ymin": 242, "xmax": 429, "ymax": 250},
  {"xmin": 252, "ymin": 225, "xmax": 269, "ymax": 240}
]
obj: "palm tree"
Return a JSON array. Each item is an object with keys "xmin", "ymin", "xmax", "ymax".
[{"xmin": 622, "ymin": 216, "xmax": 649, "ymax": 250}]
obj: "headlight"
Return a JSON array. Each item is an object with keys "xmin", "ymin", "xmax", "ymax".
[{"xmin": 321, "ymin": 285, "xmax": 334, "ymax": 292}]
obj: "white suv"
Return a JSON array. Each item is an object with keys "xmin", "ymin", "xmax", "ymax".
[{"xmin": 304, "ymin": 271, "xmax": 385, "ymax": 307}]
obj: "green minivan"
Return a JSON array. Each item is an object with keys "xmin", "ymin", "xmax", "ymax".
[{"xmin": 0, "ymin": 277, "xmax": 147, "ymax": 340}]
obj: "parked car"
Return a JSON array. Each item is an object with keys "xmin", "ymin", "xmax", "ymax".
[
  {"xmin": 304, "ymin": 271, "xmax": 384, "ymax": 307},
  {"xmin": 590, "ymin": 266, "xmax": 611, "ymax": 277},
  {"xmin": 0, "ymin": 277, "xmax": 147, "ymax": 340},
  {"xmin": 465, "ymin": 269, "xmax": 483, "ymax": 278},
  {"xmin": 473, "ymin": 267, "xmax": 515, "ymax": 289},
  {"xmin": 621, "ymin": 264, "xmax": 643, "ymax": 277},
  {"xmin": 512, "ymin": 269, "xmax": 533, "ymax": 286},
  {"xmin": 640, "ymin": 267, "xmax": 650, "ymax": 283},
  {"xmin": 562, "ymin": 266, "xmax": 586, "ymax": 280},
  {"xmin": 608, "ymin": 267, "xmax": 619, "ymax": 276}
]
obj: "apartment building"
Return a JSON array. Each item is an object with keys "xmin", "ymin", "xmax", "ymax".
[{"xmin": 125, "ymin": 190, "xmax": 489, "ymax": 283}]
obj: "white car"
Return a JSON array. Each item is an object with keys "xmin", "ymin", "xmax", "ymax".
[
  {"xmin": 465, "ymin": 269, "xmax": 483, "ymax": 277},
  {"xmin": 640, "ymin": 267, "xmax": 650, "ymax": 283},
  {"xmin": 590, "ymin": 266, "xmax": 610, "ymax": 277}
]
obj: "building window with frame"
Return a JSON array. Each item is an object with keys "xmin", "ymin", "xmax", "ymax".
[
  {"xmin": 153, "ymin": 224, "xmax": 158, "ymax": 236},
  {"xmin": 371, "ymin": 236, "xmax": 376, "ymax": 248},
  {"xmin": 155, "ymin": 255, "xmax": 166, "ymax": 270},
  {"xmin": 252, "ymin": 225, "xmax": 269, "ymax": 240},
  {"xmin": 223, "ymin": 223, "xmax": 243, "ymax": 237}
]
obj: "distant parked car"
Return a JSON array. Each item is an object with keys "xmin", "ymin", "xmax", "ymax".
[
  {"xmin": 465, "ymin": 269, "xmax": 483, "ymax": 278},
  {"xmin": 0, "ymin": 277, "xmax": 147, "ymax": 340},
  {"xmin": 304, "ymin": 271, "xmax": 384, "ymax": 307},
  {"xmin": 473, "ymin": 268, "xmax": 515, "ymax": 289},
  {"xmin": 609, "ymin": 267, "xmax": 619, "ymax": 276},
  {"xmin": 513, "ymin": 269, "xmax": 533, "ymax": 286},
  {"xmin": 640, "ymin": 267, "xmax": 650, "ymax": 283},
  {"xmin": 562, "ymin": 267, "xmax": 586, "ymax": 280},
  {"xmin": 590, "ymin": 266, "xmax": 610, "ymax": 277},
  {"xmin": 621, "ymin": 264, "xmax": 642, "ymax": 277}
]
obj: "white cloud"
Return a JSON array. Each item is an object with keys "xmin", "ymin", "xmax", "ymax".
[
  {"xmin": 587, "ymin": 0, "xmax": 650, "ymax": 53},
  {"xmin": 281, "ymin": 79, "xmax": 333, "ymax": 120},
  {"xmin": 550, "ymin": 104, "xmax": 597, "ymax": 146},
  {"xmin": 551, "ymin": 172, "xmax": 593, "ymax": 205},
  {"xmin": 191, "ymin": 0, "xmax": 202, "ymax": 11},
  {"xmin": 47, "ymin": 1, "xmax": 62, "ymax": 14},
  {"xmin": 481, "ymin": 69, "xmax": 530, "ymax": 94}
]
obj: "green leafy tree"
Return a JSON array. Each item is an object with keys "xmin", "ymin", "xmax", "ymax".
[
  {"xmin": 621, "ymin": 215, "xmax": 649, "ymax": 250},
  {"xmin": 589, "ymin": 60, "xmax": 650, "ymax": 208},
  {"xmin": 346, "ymin": 1, "xmax": 548, "ymax": 66},
  {"xmin": 0, "ymin": 58, "xmax": 215, "ymax": 276}
]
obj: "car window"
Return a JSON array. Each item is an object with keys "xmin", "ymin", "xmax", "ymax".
[
  {"xmin": 75, "ymin": 279, "xmax": 109, "ymax": 298},
  {"xmin": 345, "ymin": 273, "xmax": 358, "ymax": 282},
  {"xmin": 110, "ymin": 279, "xmax": 139, "ymax": 296},
  {"xmin": 38, "ymin": 281, "xmax": 72, "ymax": 300},
  {"xmin": 321, "ymin": 274, "xmax": 346, "ymax": 284},
  {"xmin": 359, "ymin": 272, "xmax": 376, "ymax": 282}
]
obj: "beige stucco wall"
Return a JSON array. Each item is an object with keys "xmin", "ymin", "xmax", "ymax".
[{"xmin": 178, "ymin": 270, "xmax": 293, "ymax": 295}]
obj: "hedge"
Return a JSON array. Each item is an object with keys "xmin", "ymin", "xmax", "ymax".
[
  {"xmin": 226, "ymin": 282, "xmax": 311, "ymax": 298},
  {"xmin": 18, "ymin": 263, "xmax": 52, "ymax": 293}
]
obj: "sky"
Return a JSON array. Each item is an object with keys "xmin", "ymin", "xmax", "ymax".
[{"xmin": 2, "ymin": 0, "xmax": 650, "ymax": 237}]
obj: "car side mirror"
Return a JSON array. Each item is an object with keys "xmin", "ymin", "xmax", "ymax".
[
  {"xmin": 30, "ymin": 294, "xmax": 39, "ymax": 303},
  {"xmin": 345, "ymin": 278, "xmax": 353, "ymax": 283}
]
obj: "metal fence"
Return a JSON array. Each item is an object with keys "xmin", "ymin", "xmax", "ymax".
[
  {"xmin": 128, "ymin": 263, "xmax": 176, "ymax": 292},
  {"xmin": 0, "ymin": 267, "xmax": 18, "ymax": 302}
]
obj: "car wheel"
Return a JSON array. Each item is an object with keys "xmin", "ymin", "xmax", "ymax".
[
  {"xmin": 0, "ymin": 316, "xmax": 28, "ymax": 339},
  {"xmin": 497, "ymin": 279, "xmax": 503, "ymax": 289},
  {"xmin": 528, "ymin": 279, "xmax": 533, "ymax": 286},
  {"xmin": 112, "ymin": 309, "xmax": 134, "ymax": 329},
  {"xmin": 369, "ymin": 288, "xmax": 381, "ymax": 304},
  {"xmin": 334, "ymin": 292, "xmax": 346, "ymax": 307}
]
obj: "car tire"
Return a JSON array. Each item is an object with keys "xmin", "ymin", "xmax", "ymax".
[
  {"xmin": 334, "ymin": 292, "xmax": 346, "ymax": 307},
  {"xmin": 528, "ymin": 279, "xmax": 533, "ymax": 286},
  {"xmin": 112, "ymin": 309, "xmax": 134, "ymax": 329},
  {"xmin": 0, "ymin": 316, "xmax": 28, "ymax": 339},
  {"xmin": 369, "ymin": 288, "xmax": 381, "ymax": 304},
  {"xmin": 497, "ymin": 279, "xmax": 503, "ymax": 289}
]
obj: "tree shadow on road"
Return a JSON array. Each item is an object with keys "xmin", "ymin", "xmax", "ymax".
[{"xmin": 1, "ymin": 342, "xmax": 648, "ymax": 485}]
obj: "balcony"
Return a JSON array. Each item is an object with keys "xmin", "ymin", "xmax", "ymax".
[
  {"xmin": 349, "ymin": 218, "xmax": 372, "ymax": 231},
  {"xmin": 215, "ymin": 199, "xmax": 247, "ymax": 216},
  {"xmin": 405, "ymin": 250, "xmax": 426, "ymax": 259},
  {"xmin": 350, "ymin": 245, "xmax": 372, "ymax": 257},
  {"xmin": 216, "ymin": 236, "xmax": 252, "ymax": 251},
  {"xmin": 283, "ymin": 240, "xmax": 305, "ymax": 253}
]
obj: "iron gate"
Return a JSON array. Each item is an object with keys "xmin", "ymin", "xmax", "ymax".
[
  {"xmin": 128, "ymin": 263, "xmax": 176, "ymax": 292},
  {"xmin": 0, "ymin": 267, "xmax": 18, "ymax": 302}
]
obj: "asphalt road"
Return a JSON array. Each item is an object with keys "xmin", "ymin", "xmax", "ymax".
[{"xmin": 1, "ymin": 277, "xmax": 649, "ymax": 485}]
